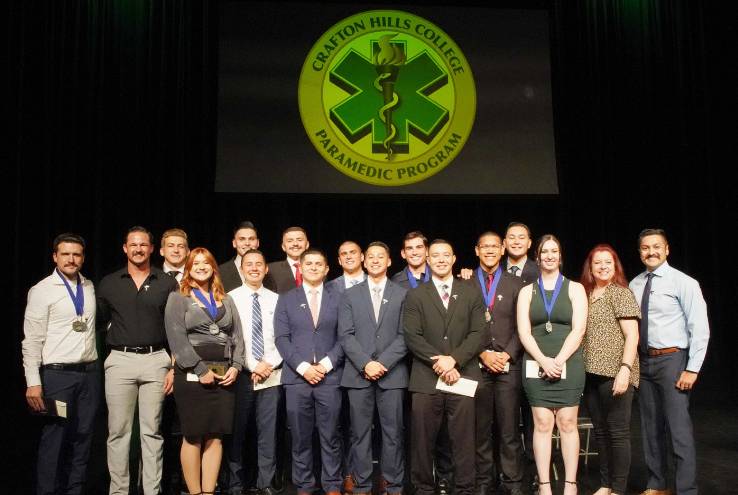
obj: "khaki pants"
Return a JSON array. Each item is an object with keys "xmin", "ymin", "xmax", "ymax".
[{"xmin": 105, "ymin": 349, "xmax": 170, "ymax": 495}]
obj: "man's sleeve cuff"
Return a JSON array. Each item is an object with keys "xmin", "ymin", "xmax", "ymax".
[
  {"xmin": 296, "ymin": 362, "xmax": 311, "ymax": 376},
  {"xmin": 319, "ymin": 357, "xmax": 333, "ymax": 372}
]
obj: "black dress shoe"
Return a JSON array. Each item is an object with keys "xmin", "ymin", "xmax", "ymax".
[{"xmin": 437, "ymin": 479, "xmax": 451, "ymax": 495}]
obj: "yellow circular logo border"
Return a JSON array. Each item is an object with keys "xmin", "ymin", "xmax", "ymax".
[{"xmin": 298, "ymin": 10, "xmax": 476, "ymax": 187}]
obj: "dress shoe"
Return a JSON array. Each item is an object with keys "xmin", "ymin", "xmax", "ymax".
[
  {"xmin": 343, "ymin": 475, "xmax": 356, "ymax": 494},
  {"xmin": 437, "ymin": 478, "xmax": 451, "ymax": 495},
  {"xmin": 259, "ymin": 488, "xmax": 275, "ymax": 495},
  {"xmin": 639, "ymin": 490, "xmax": 674, "ymax": 495}
]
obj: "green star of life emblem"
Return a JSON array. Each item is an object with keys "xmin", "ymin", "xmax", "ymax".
[
  {"xmin": 329, "ymin": 39, "xmax": 450, "ymax": 157},
  {"xmin": 298, "ymin": 10, "xmax": 476, "ymax": 186}
]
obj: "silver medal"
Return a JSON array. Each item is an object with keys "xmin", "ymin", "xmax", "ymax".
[
  {"xmin": 485, "ymin": 310, "xmax": 491, "ymax": 322},
  {"xmin": 545, "ymin": 321, "xmax": 553, "ymax": 333},
  {"xmin": 209, "ymin": 323, "xmax": 220, "ymax": 335}
]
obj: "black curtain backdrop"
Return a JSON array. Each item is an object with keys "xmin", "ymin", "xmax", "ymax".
[{"xmin": 8, "ymin": 0, "xmax": 737, "ymax": 491}]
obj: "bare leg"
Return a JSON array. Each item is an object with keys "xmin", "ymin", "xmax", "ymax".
[
  {"xmin": 556, "ymin": 405, "xmax": 579, "ymax": 495},
  {"xmin": 181, "ymin": 436, "xmax": 202, "ymax": 494},
  {"xmin": 201, "ymin": 435, "xmax": 223, "ymax": 493},
  {"xmin": 531, "ymin": 407, "xmax": 555, "ymax": 495}
]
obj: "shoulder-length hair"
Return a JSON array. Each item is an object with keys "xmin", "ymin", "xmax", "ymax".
[
  {"xmin": 579, "ymin": 243, "xmax": 628, "ymax": 296},
  {"xmin": 179, "ymin": 247, "xmax": 226, "ymax": 302}
]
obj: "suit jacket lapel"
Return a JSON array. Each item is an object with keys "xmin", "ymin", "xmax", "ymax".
[
  {"xmin": 317, "ymin": 285, "xmax": 334, "ymax": 328},
  {"xmin": 295, "ymin": 288, "xmax": 313, "ymax": 329},
  {"xmin": 426, "ymin": 282, "xmax": 447, "ymax": 319},
  {"xmin": 376, "ymin": 282, "xmax": 393, "ymax": 327}
]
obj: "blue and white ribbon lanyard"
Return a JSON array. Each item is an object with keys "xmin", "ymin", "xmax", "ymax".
[
  {"xmin": 537, "ymin": 274, "xmax": 564, "ymax": 333},
  {"xmin": 477, "ymin": 266, "xmax": 502, "ymax": 321},
  {"xmin": 57, "ymin": 268, "xmax": 86, "ymax": 332},
  {"xmin": 193, "ymin": 288, "xmax": 220, "ymax": 335}
]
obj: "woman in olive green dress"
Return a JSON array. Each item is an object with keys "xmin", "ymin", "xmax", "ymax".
[{"xmin": 517, "ymin": 235, "xmax": 588, "ymax": 495}]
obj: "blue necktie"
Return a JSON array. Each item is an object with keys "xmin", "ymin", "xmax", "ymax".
[{"xmin": 252, "ymin": 293, "xmax": 264, "ymax": 361}]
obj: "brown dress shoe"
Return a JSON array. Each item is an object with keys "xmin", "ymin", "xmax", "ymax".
[{"xmin": 343, "ymin": 475, "xmax": 355, "ymax": 494}]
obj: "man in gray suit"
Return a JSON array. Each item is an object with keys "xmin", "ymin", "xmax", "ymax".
[{"xmin": 339, "ymin": 242, "xmax": 408, "ymax": 495}]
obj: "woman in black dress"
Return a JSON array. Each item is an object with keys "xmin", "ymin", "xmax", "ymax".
[{"xmin": 165, "ymin": 247, "xmax": 245, "ymax": 495}]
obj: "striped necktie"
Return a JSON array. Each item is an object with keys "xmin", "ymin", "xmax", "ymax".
[{"xmin": 252, "ymin": 293, "xmax": 264, "ymax": 361}]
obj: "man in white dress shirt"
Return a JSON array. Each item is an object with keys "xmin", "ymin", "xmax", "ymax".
[
  {"xmin": 22, "ymin": 233, "xmax": 100, "ymax": 495},
  {"xmin": 227, "ymin": 249, "xmax": 283, "ymax": 495}
]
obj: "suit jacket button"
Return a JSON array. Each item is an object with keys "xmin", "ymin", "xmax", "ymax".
[{"xmin": 443, "ymin": 336, "xmax": 448, "ymax": 340}]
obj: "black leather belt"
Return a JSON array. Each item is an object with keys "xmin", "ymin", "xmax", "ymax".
[
  {"xmin": 42, "ymin": 362, "xmax": 97, "ymax": 372},
  {"xmin": 110, "ymin": 344, "xmax": 165, "ymax": 354}
]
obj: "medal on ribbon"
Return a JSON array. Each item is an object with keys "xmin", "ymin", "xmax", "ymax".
[
  {"xmin": 406, "ymin": 265, "xmax": 431, "ymax": 289},
  {"xmin": 537, "ymin": 274, "xmax": 564, "ymax": 334},
  {"xmin": 477, "ymin": 266, "xmax": 502, "ymax": 323},
  {"xmin": 193, "ymin": 288, "xmax": 220, "ymax": 335},
  {"xmin": 57, "ymin": 269, "xmax": 86, "ymax": 332}
]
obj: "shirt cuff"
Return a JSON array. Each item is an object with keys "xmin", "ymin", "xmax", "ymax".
[
  {"xmin": 25, "ymin": 372, "xmax": 42, "ymax": 388},
  {"xmin": 194, "ymin": 362, "xmax": 209, "ymax": 377},
  {"xmin": 296, "ymin": 361, "xmax": 311, "ymax": 376},
  {"xmin": 319, "ymin": 357, "xmax": 333, "ymax": 372}
]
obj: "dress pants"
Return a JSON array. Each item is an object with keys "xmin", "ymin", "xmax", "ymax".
[
  {"xmin": 227, "ymin": 372, "xmax": 281, "ymax": 492},
  {"xmin": 347, "ymin": 386, "xmax": 405, "ymax": 494},
  {"xmin": 475, "ymin": 367, "xmax": 523, "ymax": 492},
  {"xmin": 36, "ymin": 364, "xmax": 101, "ymax": 495},
  {"xmin": 585, "ymin": 373, "xmax": 634, "ymax": 494},
  {"xmin": 412, "ymin": 392, "xmax": 475, "ymax": 495},
  {"xmin": 639, "ymin": 350, "xmax": 698, "ymax": 495},
  {"xmin": 284, "ymin": 382, "xmax": 343, "ymax": 493},
  {"xmin": 105, "ymin": 349, "xmax": 170, "ymax": 495}
]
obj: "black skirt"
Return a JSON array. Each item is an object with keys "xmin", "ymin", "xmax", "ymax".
[{"xmin": 173, "ymin": 343, "xmax": 235, "ymax": 437}]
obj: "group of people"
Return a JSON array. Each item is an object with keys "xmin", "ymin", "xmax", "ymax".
[{"xmin": 22, "ymin": 221, "xmax": 709, "ymax": 495}]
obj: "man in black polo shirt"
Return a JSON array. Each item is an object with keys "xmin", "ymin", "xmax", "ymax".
[{"xmin": 97, "ymin": 226, "xmax": 178, "ymax": 495}]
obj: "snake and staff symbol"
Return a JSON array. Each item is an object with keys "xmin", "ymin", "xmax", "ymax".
[{"xmin": 373, "ymin": 34, "xmax": 406, "ymax": 159}]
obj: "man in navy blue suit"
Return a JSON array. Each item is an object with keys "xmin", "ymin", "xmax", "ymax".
[
  {"xmin": 275, "ymin": 248, "xmax": 344, "ymax": 495},
  {"xmin": 339, "ymin": 241, "xmax": 408, "ymax": 495}
]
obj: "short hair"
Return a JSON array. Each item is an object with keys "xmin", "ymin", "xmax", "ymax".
[
  {"xmin": 53, "ymin": 233, "xmax": 86, "ymax": 253},
  {"xmin": 402, "ymin": 231, "xmax": 428, "ymax": 248},
  {"xmin": 300, "ymin": 248, "xmax": 327, "ymax": 264},
  {"xmin": 126, "ymin": 226, "xmax": 154, "ymax": 244},
  {"xmin": 535, "ymin": 234, "xmax": 563, "ymax": 266},
  {"xmin": 429, "ymin": 238, "xmax": 454, "ymax": 253},
  {"xmin": 282, "ymin": 226, "xmax": 307, "ymax": 238},
  {"xmin": 240, "ymin": 248, "xmax": 266, "ymax": 267},
  {"xmin": 476, "ymin": 231, "xmax": 502, "ymax": 246},
  {"xmin": 638, "ymin": 228, "xmax": 668, "ymax": 245},
  {"xmin": 232, "ymin": 220, "xmax": 257, "ymax": 237},
  {"xmin": 160, "ymin": 228, "xmax": 188, "ymax": 248},
  {"xmin": 505, "ymin": 222, "xmax": 531, "ymax": 238},
  {"xmin": 365, "ymin": 241, "xmax": 391, "ymax": 256},
  {"xmin": 338, "ymin": 240, "xmax": 362, "ymax": 253}
]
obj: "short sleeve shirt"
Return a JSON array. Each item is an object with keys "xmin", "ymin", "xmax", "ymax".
[{"xmin": 583, "ymin": 284, "xmax": 641, "ymax": 387}]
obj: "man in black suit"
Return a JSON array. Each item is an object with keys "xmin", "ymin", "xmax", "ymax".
[
  {"xmin": 404, "ymin": 239, "xmax": 486, "ymax": 495},
  {"xmin": 266, "ymin": 226, "xmax": 309, "ymax": 295},
  {"xmin": 339, "ymin": 242, "xmax": 408, "ymax": 495},
  {"xmin": 219, "ymin": 221, "xmax": 262, "ymax": 292},
  {"xmin": 470, "ymin": 232, "xmax": 525, "ymax": 495},
  {"xmin": 391, "ymin": 231, "xmax": 453, "ymax": 494},
  {"xmin": 503, "ymin": 222, "xmax": 539, "ymax": 284},
  {"xmin": 327, "ymin": 240, "xmax": 366, "ymax": 294}
]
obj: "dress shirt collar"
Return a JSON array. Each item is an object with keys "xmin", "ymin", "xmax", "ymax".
[
  {"xmin": 163, "ymin": 262, "xmax": 184, "ymax": 276},
  {"xmin": 432, "ymin": 275, "xmax": 453, "ymax": 292},
  {"xmin": 506, "ymin": 256, "xmax": 527, "ymax": 274},
  {"xmin": 367, "ymin": 276, "xmax": 388, "ymax": 293},
  {"xmin": 302, "ymin": 282, "xmax": 324, "ymax": 297},
  {"xmin": 51, "ymin": 270, "xmax": 88, "ymax": 286},
  {"xmin": 648, "ymin": 260, "xmax": 670, "ymax": 277},
  {"xmin": 344, "ymin": 272, "xmax": 366, "ymax": 288}
]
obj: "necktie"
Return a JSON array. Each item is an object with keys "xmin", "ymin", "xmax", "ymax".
[
  {"xmin": 309, "ymin": 289, "xmax": 319, "ymax": 326},
  {"xmin": 441, "ymin": 284, "xmax": 450, "ymax": 309},
  {"xmin": 252, "ymin": 293, "xmax": 264, "ymax": 361},
  {"xmin": 350, "ymin": 278, "xmax": 359, "ymax": 287},
  {"xmin": 508, "ymin": 265, "xmax": 519, "ymax": 276},
  {"xmin": 639, "ymin": 273, "xmax": 655, "ymax": 355},
  {"xmin": 294, "ymin": 262, "xmax": 302, "ymax": 287},
  {"xmin": 487, "ymin": 273, "xmax": 495, "ymax": 310},
  {"xmin": 372, "ymin": 287, "xmax": 382, "ymax": 322}
]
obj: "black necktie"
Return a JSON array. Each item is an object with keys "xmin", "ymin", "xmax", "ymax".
[
  {"xmin": 639, "ymin": 273, "xmax": 655, "ymax": 355},
  {"xmin": 509, "ymin": 266, "xmax": 519, "ymax": 276}
]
